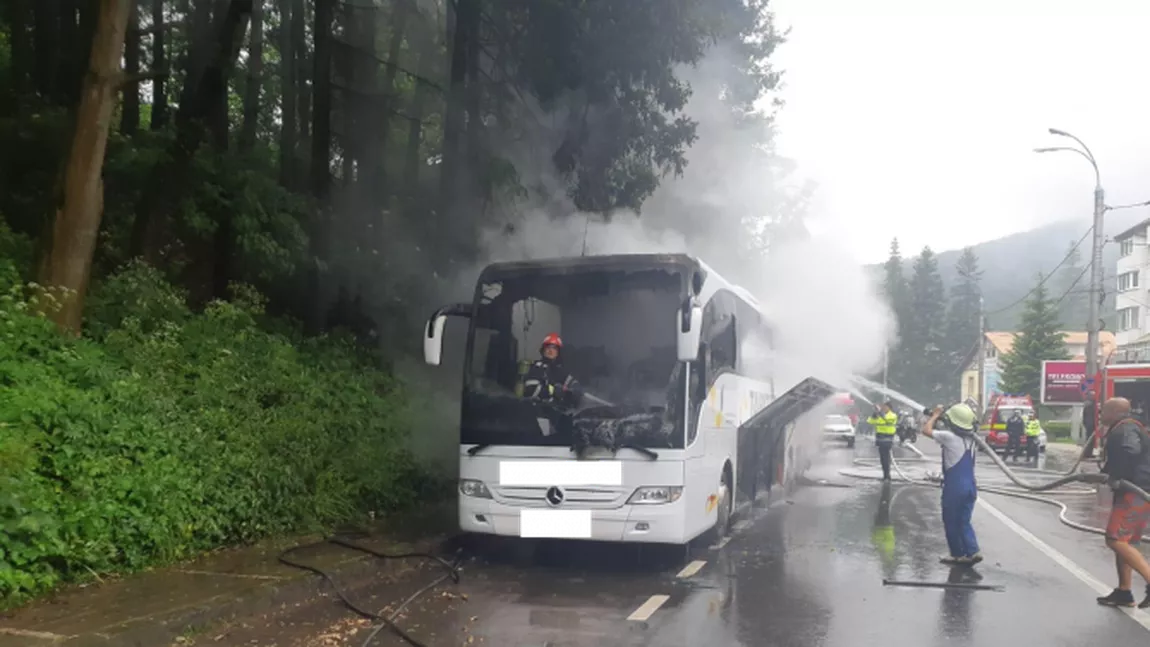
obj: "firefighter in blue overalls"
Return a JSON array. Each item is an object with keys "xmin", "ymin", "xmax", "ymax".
[{"xmin": 921, "ymin": 403, "xmax": 984, "ymax": 566}]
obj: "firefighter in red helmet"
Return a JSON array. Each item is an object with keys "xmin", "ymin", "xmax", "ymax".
[{"xmin": 523, "ymin": 333, "xmax": 582, "ymax": 406}]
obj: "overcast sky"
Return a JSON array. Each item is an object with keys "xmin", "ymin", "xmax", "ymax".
[{"xmin": 769, "ymin": 0, "xmax": 1150, "ymax": 264}]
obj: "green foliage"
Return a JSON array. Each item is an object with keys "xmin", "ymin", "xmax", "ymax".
[
  {"xmin": 0, "ymin": 262, "xmax": 430, "ymax": 606},
  {"xmin": 999, "ymin": 277, "xmax": 1069, "ymax": 400}
]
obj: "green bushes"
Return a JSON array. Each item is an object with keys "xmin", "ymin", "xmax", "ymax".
[{"xmin": 0, "ymin": 252, "xmax": 432, "ymax": 606}]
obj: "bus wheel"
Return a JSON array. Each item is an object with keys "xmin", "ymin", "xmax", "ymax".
[{"xmin": 715, "ymin": 474, "xmax": 732, "ymax": 538}]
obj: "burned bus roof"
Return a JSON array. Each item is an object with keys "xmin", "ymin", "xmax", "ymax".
[
  {"xmin": 739, "ymin": 377, "xmax": 841, "ymax": 433},
  {"xmin": 478, "ymin": 253, "xmax": 702, "ymax": 277},
  {"xmin": 475, "ymin": 253, "xmax": 769, "ymax": 324}
]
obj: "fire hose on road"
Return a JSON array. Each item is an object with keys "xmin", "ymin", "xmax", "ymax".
[{"xmin": 837, "ymin": 379, "xmax": 1150, "ymax": 537}]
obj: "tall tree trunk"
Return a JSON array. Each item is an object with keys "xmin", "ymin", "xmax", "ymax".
[
  {"xmin": 150, "ymin": 0, "xmax": 169, "ymax": 129},
  {"xmin": 440, "ymin": 0, "xmax": 478, "ymax": 267},
  {"xmin": 463, "ymin": 4, "xmax": 480, "ymax": 170},
  {"xmin": 57, "ymin": 0, "xmax": 79, "ymax": 105},
  {"xmin": 305, "ymin": 0, "xmax": 334, "ymax": 334},
  {"xmin": 368, "ymin": 0, "xmax": 409, "ymax": 204},
  {"xmin": 40, "ymin": 0, "xmax": 134, "ymax": 334},
  {"xmin": 311, "ymin": 0, "xmax": 332, "ymax": 201},
  {"xmin": 403, "ymin": 45, "xmax": 431, "ymax": 200},
  {"xmin": 441, "ymin": 0, "xmax": 476, "ymax": 218},
  {"xmin": 238, "ymin": 0, "xmax": 263, "ymax": 150},
  {"xmin": 129, "ymin": 0, "xmax": 253, "ymax": 260},
  {"xmin": 208, "ymin": 0, "xmax": 235, "ymax": 148},
  {"xmin": 33, "ymin": 0, "xmax": 60, "ymax": 101},
  {"xmin": 350, "ymin": 3, "xmax": 379, "ymax": 205},
  {"xmin": 277, "ymin": 0, "xmax": 296, "ymax": 186},
  {"xmin": 293, "ymin": 0, "xmax": 310, "ymax": 178},
  {"xmin": 5, "ymin": 1, "xmax": 33, "ymax": 102},
  {"xmin": 121, "ymin": 1, "xmax": 141, "ymax": 134}
]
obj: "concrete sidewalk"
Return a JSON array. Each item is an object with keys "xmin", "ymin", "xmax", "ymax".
[{"xmin": 0, "ymin": 504, "xmax": 457, "ymax": 647}]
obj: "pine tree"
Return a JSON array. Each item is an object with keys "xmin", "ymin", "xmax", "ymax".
[
  {"xmin": 881, "ymin": 239, "xmax": 910, "ymax": 388},
  {"xmin": 999, "ymin": 276, "xmax": 1069, "ymax": 400},
  {"xmin": 882, "ymin": 238, "xmax": 909, "ymax": 322},
  {"xmin": 905, "ymin": 246, "xmax": 947, "ymax": 404},
  {"xmin": 945, "ymin": 247, "xmax": 983, "ymax": 393}
]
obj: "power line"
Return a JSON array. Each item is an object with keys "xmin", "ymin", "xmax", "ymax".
[
  {"xmin": 985, "ymin": 225, "xmax": 1093, "ymax": 316},
  {"xmin": 1055, "ymin": 263, "xmax": 1091, "ymax": 305}
]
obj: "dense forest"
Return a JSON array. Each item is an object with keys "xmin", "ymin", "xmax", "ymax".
[{"xmin": 0, "ymin": 0, "xmax": 795, "ymax": 604}]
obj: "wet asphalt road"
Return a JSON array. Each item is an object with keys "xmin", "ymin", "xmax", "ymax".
[{"xmin": 205, "ymin": 443, "xmax": 1150, "ymax": 647}]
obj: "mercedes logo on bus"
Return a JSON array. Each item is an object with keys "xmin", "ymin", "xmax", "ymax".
[{"xmin": 545, "ymin": 486, "xmax": 565, "ymax": 507}]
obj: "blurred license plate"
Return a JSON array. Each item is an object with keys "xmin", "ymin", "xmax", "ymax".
[{"xmin": 519, "ymin": 510, "xmax": 592, "ymax": 538}]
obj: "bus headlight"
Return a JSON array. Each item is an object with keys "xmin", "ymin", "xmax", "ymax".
[
  {"xmin": 627, "ymin": 486, "xmax": 683, "ymax": 504},
  {"xmin": 459, "ymin": 479, "xmax": 492, "ymax": 499}
]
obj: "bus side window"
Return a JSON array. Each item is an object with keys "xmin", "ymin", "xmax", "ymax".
[
  {"xmin": 688, "ymin": 359, "xmax": 703, "ymax": 445},
  {"xmin": 709, "ymin": 320, "xmax": 736, "ymax": 383},
  {"xmin": 703, "ymin": 293, "xmax": 737, "ymax": 385}
]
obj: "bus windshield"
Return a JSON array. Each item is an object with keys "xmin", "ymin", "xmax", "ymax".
[{"xmin": 462, "ymin": 265, "xmax": 687, "ymax": 450}]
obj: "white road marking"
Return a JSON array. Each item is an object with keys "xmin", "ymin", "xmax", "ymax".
[
  {"xmin": 978, "ymin": 498, "xmax": 1150, "ymax": 632},
  {"xmin": 676, "ymin": 560, "xmax": 707, "ymax": 578},
  {"xmin": 627, "ymin": 594, "xmax": 670, "ymax": 622},
  {"xmin": 709, "ymin": 536, "xmax": 732, "ymax": 550}
]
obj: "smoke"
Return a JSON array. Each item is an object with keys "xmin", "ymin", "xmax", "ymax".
[
  {"xmin": 404, "ymin": 42, "xmax": 898, "ymax": 472},
  {"xmin": 457, "ymin": 46, "xmax": 897, "ymax": 399},
  {"xmin": 478, "ymin": 211, "xmax": 690, "ymax": 263},
  {"xmin": 753, "ymin": 237, "xmax": 896, "ymax": 394}
]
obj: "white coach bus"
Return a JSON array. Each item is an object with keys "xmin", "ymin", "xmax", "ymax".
[{"xmin": 423, "ymin": 254, "xmax": 834, "ymax": 545}]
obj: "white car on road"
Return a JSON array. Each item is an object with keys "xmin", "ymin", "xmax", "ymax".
[{"xmin": 823, "ymin": 414, "xmax": 856, "ymax": 448}]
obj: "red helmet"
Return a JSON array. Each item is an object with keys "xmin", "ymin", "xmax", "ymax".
[{"xmin": 541, "ymin": 333, "xmax": 563, "ymax": 350}]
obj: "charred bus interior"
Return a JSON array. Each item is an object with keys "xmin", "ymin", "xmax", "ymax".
[{"xmin": 461, "ymin": 260, "xmax": 691, "ymax": 451}]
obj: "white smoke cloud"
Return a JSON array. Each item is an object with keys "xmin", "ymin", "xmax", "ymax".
[{"xmin": 755, "ymin": 237, "xmax": 896, "ymax": 394}]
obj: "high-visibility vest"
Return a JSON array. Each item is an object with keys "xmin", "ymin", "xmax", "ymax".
[
  {"xmin": 1025, "ymin": 419, "xmax": 1041, "ymax": 437},
  {"xmin": 868, "ymin": 411, "xmax": 898, "ymax": 436}
]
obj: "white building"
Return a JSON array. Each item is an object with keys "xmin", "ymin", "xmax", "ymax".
[
  {"xmin": 1114, "ymin": 218, "xmax": 1150, "ymax": 349},
  {"xmin": 959, "ymin": 330, "xmax": 1117, "ymax": 404}
]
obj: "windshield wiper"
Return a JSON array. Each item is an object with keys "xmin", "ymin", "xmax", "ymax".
[
  {"xmin": 466, "ymin": 444, "xmax": 492, "ymax": 456},
  {"xmin": 619, "ymin": 443, "xmax": 658, "ymax": 460}
]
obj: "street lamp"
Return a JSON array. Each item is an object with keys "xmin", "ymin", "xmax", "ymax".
[{"xmin": 1035, "ymin": 129, "xmax": 1105, "ymax": 447}]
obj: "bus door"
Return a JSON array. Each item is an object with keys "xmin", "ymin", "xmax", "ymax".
[{"xmin": 736, "ymin": 377, "xmax": 837, "ymax": 511}]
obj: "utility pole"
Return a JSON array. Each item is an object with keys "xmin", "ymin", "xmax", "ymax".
[
  {"xmin": 1086, "ymin": 184, "xmax": 1105, "ymax": 387},
  {"xmin": 1036, "ymin": 129, "xmax": 1104, "ymax": 409},
  {"xmin": 976, "ymin": 297, "xmax": 985, "ymax": 411}
]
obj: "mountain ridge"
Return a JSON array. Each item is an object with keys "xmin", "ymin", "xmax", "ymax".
[{"xmin": 872, "ymin": 210, "xmax": 1146, "ymax": 331}]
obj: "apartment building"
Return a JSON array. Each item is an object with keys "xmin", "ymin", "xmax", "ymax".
[{"xmin": 1115, "ymin": 218, "xmax": 1150, "ymax": 349}]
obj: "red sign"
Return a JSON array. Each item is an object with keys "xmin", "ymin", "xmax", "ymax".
[{"xmin": 1041, "ymin": 360, "xmax": 1088, "ymax": 404}]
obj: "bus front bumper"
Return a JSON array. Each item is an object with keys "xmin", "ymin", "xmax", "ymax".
[{"xmin": 458, "ymin": 497, "xmax": 688, "ymax": 544}]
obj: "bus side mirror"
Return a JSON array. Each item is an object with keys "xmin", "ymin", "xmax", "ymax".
[
  {"xmin": 423, "ymin": 303, "xmax": 472, "ymax": 366},
  {"xmin": 424, "ymin": 314, "xmax": 449, "ymax": 366},
  {"xmin": 678, "ymin": 305, "xmax": 703, "ymax": 362}
]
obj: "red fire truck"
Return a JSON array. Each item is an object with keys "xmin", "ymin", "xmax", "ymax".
[{"xmin": 1095, "ymin": 348, "xmax": 1150, "ymax": 431}]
